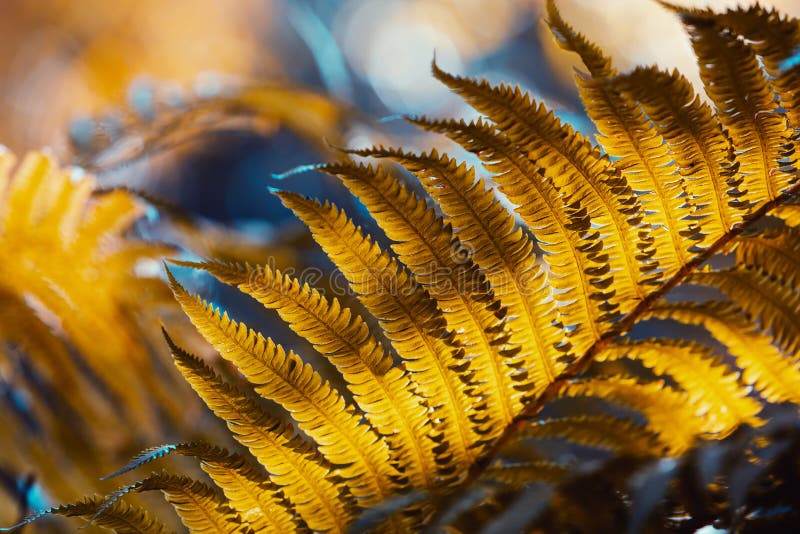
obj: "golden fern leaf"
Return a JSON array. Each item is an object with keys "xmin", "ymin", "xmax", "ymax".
[
  {"xmin": 597, "ymin": 339, "xmax": 763, "ymax": 435},
  {"xmin": 0, "ymin": 496, "xmax": 170, "ymax": 534},
  {"xmin": 0, "ymin": 150, "xmax": 188, "ymax": 440},
  {"xmin": 103, "ymin": 442, "xmax": 297, "ymax": 532},
  {"xmin": 691, "ymin": 266, "xmax": 800, "ymax": 355},
  {"xmin": 646, "ymin": 302, "xmax": 800, "ymax": 405},
  {"xmin": 546, "ymin": 0, "xmax": 697, "ymax": 282},
  {"xmin": 704, "ymin": 5, "xmax": 800, "ymax": 129},
  {"xmin": 619, "ymin": 66, "xmax": 735, "ymax": 233},
  {"xmin": 666, "ymin": 3, "xmax": 796, "ymax": 206},
  {"xmin": 512, "ymin": 415, "xmax": 663, "ymax": 457},
  {"xmin": 561, "ymin": 377, "xmax": 702, "ymax": 454},
  {"xmin": 732, "ymin": 227, "xmax": 800, "ymax": 286},
  {"xmin": 167, "ymin": 269, "xmax": 396, "ymax": 506},
  {"xmin": 163, "ymin": 331, "xmax": 351, "ymax": 533},
  {"xmin": 318, "ymin": 160, "xmax": 519, "ymax": 430},
  {"xmin": 0, "ymin": 149, "xmax": 206, "ymax": 521},
  {"xmin": 342, "ymin": 146, "xmax": 567, "ymax": 395},
  {"xmin": 100, "ymin": 472, "xmax": 249, "ymax": 533},
  {"xmin": 430, "ymin": 62, "xmax": 647, "ymax": 307},
  {"xmin": 183, "ymin": 259, "xmax": 438, "ymax": 490},
  {"xmin": 409, "ymin": 116, "xmax": 618, "ymax": 356},
  {"xmin": 275, "ymin": 191, "xmax": 485, "ymax": 472},
  {"xmin": 199, "ymin": 453, "xmax": 296, "ymax": 533}
]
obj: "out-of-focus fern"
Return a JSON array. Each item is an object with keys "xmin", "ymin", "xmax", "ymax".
[
  {"xmin": 0, "ymin": 54, "xmax": 355, "ymax": 532},
  {"xmin": 71, "ymin": 82, "xmax": 351, "ymax": 173},
  {"xmin": 0, "ymin": 150, "xmax": 213, "ymax": 530},
  {"xmin": 0, "ymin": 152, "xmax": 172, "ymax": 427},
  {"xmin": 9, "ymin": 1, "xmax": 800, "ymax": 532}
]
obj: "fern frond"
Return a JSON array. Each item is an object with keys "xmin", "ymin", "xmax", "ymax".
[
  {"xmin": 431, "ymin": 62, "xmax": 647, "ymax": 308},
  {"xmin": 76, "ymin": 83, "xmax": 349, "ymax": 173},
  {"xmin": 0, "ymin": 149, "xmax": 201, "ymax": 466},
  {"xmin": 342, "ymin": 145, "xmax": 567, "ymax": 395},
  {"xmin": 690, "ymin": 267, "xmax": 800, "ymax": 355},
  {"xmin": 103, "ymin": 442, "xmax": 296, "ymax": 532},
  {"xmin": 704, "ymin": 5, "xmax": 800, "ymax": 128},
  {"xmin": 319, "ymin": 160, "xmax": 520, "ymax": 430},
  {"xmin": 100, "ymin": 471, "xmax": 248, "ymax": 533},
  {"xmin": 514, "ymin": 415, "xmax": 663, "ymax": 457},
  {"xmin": 275, "ymin": 191, "xmax": 485, "ymax": 475},
  {"xmin": 547, "ymin": 0, "xmax": 696, "ymax": 281},
  {"xmin": 597, "ymin": 339, "xmax": 763, "ymax": 435},
  {"xmin": 561, "ymin": 377, "xmax": 702, "ymax": 454},
  {"xmin": 198, "ymin": 451, "xmax": 297, "ymax": 533},
  {"xmin": 483, "ymin": 461, "xmax": 567, "ymax": 489},
  {"xmin": 543, "ymin": 0, "xmax": 611, "ymax": 77},
  {"xmin": 732, "ymin": 227, "xmax": 800, "ymax": 285},
  {"xmin": 646, "ymin": 302, "xmax": 800, "ymax": 404},
  {"xmin": 20, "ymin": 4, "xmax": 800, "ymax": 532},
  {"xmin": 620, "ymin": 66, "xmax": 735, "ymax": 233},
  {"xmin": 77, "ymin": 190, "xmax": 144, "ymax": 257},
  {"xmin": 670, "ymin": 4, "xmax": 796, "ymax": 205},
  {"xmin": 163, "ymin": 330, "xmax": 351, "ymax": 532},
  {"xmin": 0, "ymin": 495, "xmax": 170, "ymax": 534},
  {"xmin": 409, "ymin": 116, "xmax": 618, "ymax": 356},
  {"xmin": 102, "ymin": 444, "xmax": 183, "ymax": 480},
  {"xmin": 167, "ymin": 270, "xmax": 395, "ymax": 505},
  {"xmin": 184, "ymin": 259, "xmax": 437, "ymax": 490}
]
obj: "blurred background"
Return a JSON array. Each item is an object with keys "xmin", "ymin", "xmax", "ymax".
[
  {"xmin": 0, "ymin": 0, "xmax": 798, "ymax": 227},
  {"xmin": 0, "ymin": 0, "xmax": 798, "ymax": 209},
  {"xmin": 0, "ymin": 0, "xmax": 798, "ymax": 148},
  {"xmin": 1, "ymin": 0, "xmax": 800, "ymax": 529}
]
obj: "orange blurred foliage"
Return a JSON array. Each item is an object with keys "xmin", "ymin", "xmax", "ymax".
[{"xmin": 0, "ymin": 0, "xmax": 274, "ymax": 153}]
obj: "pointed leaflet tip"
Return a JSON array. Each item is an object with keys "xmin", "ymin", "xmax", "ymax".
[
  {"xmin": 163, "ymin": 263, "xmax": 191, "ymax": 304},
  {"xmin": 271, "ymin": 163, "xmax": 323, "ymax": 180},
  {"xmin": 101, "ymin": 444, "xmax": 179, "ymax": 480},
  {"xmin": 403, "ymin": 114, "xmax": 425, "ymax": 128},
  {"xmin": 431, "ymin": 50, "xmax": 460, "ymax": 84},
  {"xmin": 431, "ymin": 52, "xmax": 441, "ymax": 75},
  {"xmin": 655, "ymin": 0, "xmax": 681, "ymax": 12},
  {"xmin": 377, "ymin": 114, "xmax": 408, "ymax": 124},
  {"xmin": 654, "ymin": 0, "xmax": 710, "ymax": 19},
  {"xmin": 545, "ymin": 0, "xmax": 571, "ymax": 34},
  {"xmin": 165, "ymin": 257, "xmax": 206, "ymax": 270},
  {"xmin": 161, "ymin": 325, "xmax": 184, "ymax": 358},
  {"xmin": 162, "ymin": 262, "xmax": 178, "ymax": 288},
  {"xmin": 323, "ymin": 137, "xmax": 350, "ymax": 153},
  {"xmin": 545, "ymin": 0, "xmax": 558, "ymax": 19},
  {"xmin": 272, "ymin": 189, "xmax": 304, "ymax": 204},
  {"xmin": 85, "ymin": 480, "xmax": 145, "ymax": 528}
]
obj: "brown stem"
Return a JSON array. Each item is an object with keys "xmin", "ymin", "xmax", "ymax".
[{"xmin": 464, "ymin": 180, "xmax": 800, "ymax": 483}]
